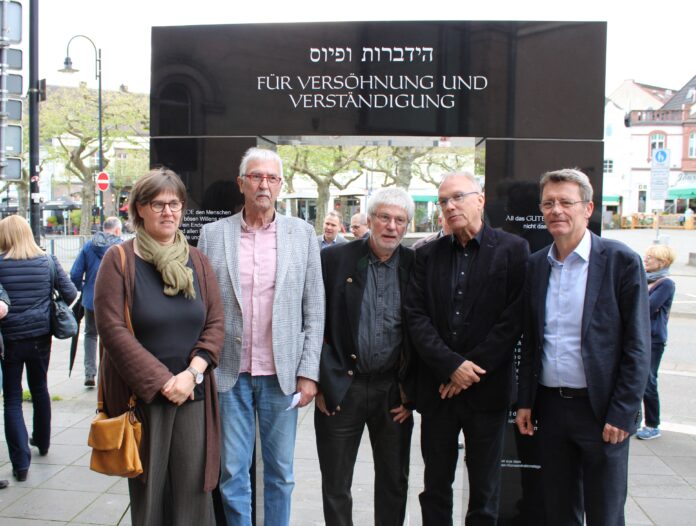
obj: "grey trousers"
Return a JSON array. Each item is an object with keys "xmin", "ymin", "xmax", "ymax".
[
  {"xmin": 83, "ymin": 309, "xmax": 98, "ymax": 378},
  {"xmin": 128, "ymin": 399, "xmax": 213, "ymax": 526}
]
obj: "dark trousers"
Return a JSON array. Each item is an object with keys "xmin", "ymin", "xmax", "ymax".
[
  {"xmin": 419, "ymin": 402, "xmax": 507, "ymax": 526},
  {"xmin": 643, "ymin": 341, "xmax": 666, "ymax": 428},
  {"xmin": 536, "ymin": 387, "xmax": 629, "ymax": 526},
  {"xmin": 129, "ymin": 399, "xmax": 214, "ymax": 526},
  {"xmin": 315, "ymin": 374, "xmax": 413, "ymax": 526},
  {"xmin": 1, "ymin": 335, "xmax": 52, "ymax": 472}
]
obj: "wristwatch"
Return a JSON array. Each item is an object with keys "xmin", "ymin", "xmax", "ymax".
[{"xmin": 186, "ymin": 366, "xmax": 204, "ymax": 385}]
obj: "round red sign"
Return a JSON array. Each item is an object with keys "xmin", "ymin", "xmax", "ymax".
[{"xmin": 97, "ymin": 171, "xmax": 109, "ymax": 192}]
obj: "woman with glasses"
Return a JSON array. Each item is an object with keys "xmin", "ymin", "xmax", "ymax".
[
  {"xmin": 94, "ymin": 168, "xmax": 224, "ymax": 525},
  {"xmin": 637, "ymin": 245, "xmax": 677, "ymax": 440}
]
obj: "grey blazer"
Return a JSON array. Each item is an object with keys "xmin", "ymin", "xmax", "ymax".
[
  {"xmin": 317, "ymin": 233, "xmax": 348, "ymax": 249},
  {"xmin": 199, "ymin": 212, "xmax": 325, "ymax": 395}
]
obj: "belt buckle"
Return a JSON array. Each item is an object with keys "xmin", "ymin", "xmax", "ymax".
[{"xmin": 558, "ymin": 387, "xmax": 573, "ymax": 399}]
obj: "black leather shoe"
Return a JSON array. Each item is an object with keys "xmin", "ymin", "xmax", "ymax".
[
  {"xmin": 29, "ymin": 438, "xmax": 48, "ymax": 456},
  {"xmin": 12, "ymin": 469, "xmax": 28, "ymax": 482},
  {"xmin": 84, "ymin": 376, "xmax": 95, "ymax": 387},
  {"xmin": 0, "ymin": 480, "xmax": 8, "ymax": 489}
]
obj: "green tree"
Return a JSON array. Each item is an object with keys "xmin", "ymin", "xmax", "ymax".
[
  {"xmin": 40, "ymin": 84, "xmax": 149, "ymax": 234},
  {"xmin": 361, "ymin": 146, "xmax": 477, "ymax": 189}
]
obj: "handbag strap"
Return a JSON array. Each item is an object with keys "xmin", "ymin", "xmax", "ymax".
[
  {"xmin": 97, "ymin": 244, "xmax": 137, "ymax": 413},
  {"xmin": 46, "ymin": 254, "xmax": 57, "ymax": 294}
]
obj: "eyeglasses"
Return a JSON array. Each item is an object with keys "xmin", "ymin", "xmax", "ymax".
[
  {"xmin": 372, "ymin": 213, "xmax": 408, "ymax": 227},
  {"xmin": 244, "ymin": 172, "xmax": 282, "ymax": 185},
  {"xmin": 539, "ymin": 199, "xmax": 588, "ymax": 212},
  {"xmin": 437, "ymin": 191, "xmax": 479, "ymax": 208},
  {"xmin": 149, "ymin": 200, "xmax": 183, "ymax": 213}
]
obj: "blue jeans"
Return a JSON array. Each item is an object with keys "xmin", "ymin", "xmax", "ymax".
[
  {"xmin": 643, "ymin": 341, "xmax": 666, "ymax": 428},
  {"xmin": 83, "ymin": 308, "xmax": 98, "ymax": 378},
  {"xmin": 1, "ymin": 335, "xmax": 52, "ymax": 472},
  {"xmin": 219, "ymin": 374, "xmax": 298, "ymax": 526}
]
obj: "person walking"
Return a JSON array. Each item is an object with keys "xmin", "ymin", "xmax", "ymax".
[
  {"xmin": 0, "ymin": 215, "xmax": 77, "ymax": 481},
  {"xmin": 70, "ymin": 216, "xmax": 122, "ymax": 387},
  {"xmin": 637, "ymin": 244, "xmax": 677, "ymax": 440}
]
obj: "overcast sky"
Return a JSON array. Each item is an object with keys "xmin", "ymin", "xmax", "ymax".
[{"xmin": 33, "ymin": 0, "xmax": 693, "ymax": 96}]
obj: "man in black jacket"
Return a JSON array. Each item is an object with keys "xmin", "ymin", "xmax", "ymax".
[
  {"xmin": 405, "ymin": 172, "xmax": 529, "ymax": 525},
  {"xmin": 316, "ymin": 187, "xmax": 416, "ymax": 526}
]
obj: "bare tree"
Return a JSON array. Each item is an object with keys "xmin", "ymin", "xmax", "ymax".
[{"xmin": 279, "ymin": 145, "xmax": 372, "ymax": 232}]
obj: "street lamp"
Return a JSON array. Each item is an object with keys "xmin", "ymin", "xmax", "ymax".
[{"xmin": 59, "ymin": 34, "xmax": 104, "ymax": 224}]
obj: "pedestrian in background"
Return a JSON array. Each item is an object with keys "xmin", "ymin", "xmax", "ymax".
[
  {"xmin": 70, "ymin": 216, "xmax": 122, "ymax": 387},
  {"xmin": 637, "ymin": 244, "xmax": 677, "ymax": 440},
  {"xmin": 0, "ymin": 215, "xmax": 77, "ymax": 482},
  {"xmin": 0, "ymin": 282, "xmax": 10, "ymax": 489}
]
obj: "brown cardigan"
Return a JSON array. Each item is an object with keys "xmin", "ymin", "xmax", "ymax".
[{"xmin": 93, "ymin": 239, "xmax": 224, "ymax": 491}]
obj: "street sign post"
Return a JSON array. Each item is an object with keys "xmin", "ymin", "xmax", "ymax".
[{"xmin": 650, "ymin": 148, "xmax": 670, "ymax": 202}]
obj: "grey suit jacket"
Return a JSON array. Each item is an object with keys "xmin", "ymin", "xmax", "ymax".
[
  {"xmin": 317, "ymin": 233, "xmax": 348, "ymax": 249},
  {"xmin": 199, "ymin": 212, "xmax": 325, "ymax": 395}
]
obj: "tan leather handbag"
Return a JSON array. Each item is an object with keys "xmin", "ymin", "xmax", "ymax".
[{"xmin": 88, "ymin": 244, "xmax": 143, "ymax": 478}]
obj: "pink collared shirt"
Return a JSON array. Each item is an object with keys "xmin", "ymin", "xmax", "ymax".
[{"xmin": 239, "ymin": 213, "xmax": 277, "ymax": 376}]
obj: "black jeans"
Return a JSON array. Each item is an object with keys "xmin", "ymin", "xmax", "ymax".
[
  {"xmin": 315, "ymin": 373, "xmax": 413, "ymax": 526},
  {"xmin": 419, "ymin": 402, "xmax": 507, "ymax": 526},
  {"xmin": 1, "ymin": 334, "xmax": 52, "ymax": 471},
  {"xmin": 643, "ymin": 341, "xmax": 666, "ymax": 428}
]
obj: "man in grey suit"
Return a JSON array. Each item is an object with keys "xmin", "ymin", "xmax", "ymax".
[
  {"xmin": 198, "ymin": 147, "xmax": 324, "ymax": 526},
  {"xmin": 515, "ymin": 168, "xmax": 650, "ymax": 525}
]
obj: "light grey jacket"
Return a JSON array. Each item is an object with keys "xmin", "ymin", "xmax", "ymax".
[{"xmin": 198, "ymin": 212, "xmax": 325, "ymax": 395}]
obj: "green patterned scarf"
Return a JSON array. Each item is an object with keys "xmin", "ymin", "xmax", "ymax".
[{"xmin": 135, "ymin": 228, "xmax": 196, "ymax": 299}]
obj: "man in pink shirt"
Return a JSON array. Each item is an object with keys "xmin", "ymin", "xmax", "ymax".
[{"xmin": 199, "ymin": 147, "xmax": 324, "ymax": 526}]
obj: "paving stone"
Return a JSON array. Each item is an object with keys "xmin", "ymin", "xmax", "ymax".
[
  {"xmin": 625, "ymin": 495, "xmax": 654, "ymax": 525},
  {"xmin": 1, "ymin": 488, "xmax": 98, "ymax": 522},
  {"xmin": 629, "ymin": 455, "xmax": 676, "ymax": 476},
  {"xmin": 40, "ymin": 465, "xmax": 116, "ymax": 493},
  {"xmin": 635, "ymin": 497, "xmax": 696, "ymax": 525},
  {"xmin": 629, "ymin": 474, "xmax": 696, "ymax": 499},
  {"xmin": 662, "ymin": 457, "xmax": 696, "ymax": 478},
  {"xmin": 72, "ymin": 492, "xmax": 131, "ymax": 525}
]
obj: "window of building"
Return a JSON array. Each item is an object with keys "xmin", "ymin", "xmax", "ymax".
[
  {"xmin": 689, "ymin": 132, "xmax": 696, "ymax": 158},
  {"xmin": 650, "ymin": 133, "xmax": 666, "ymax": 156},
  {"xmin": 603, "ymin": 159, "xmax": 613, "ymax": 173}
]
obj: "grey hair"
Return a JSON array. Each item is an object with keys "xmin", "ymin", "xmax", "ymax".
[
  {"xmin": 325, "ymin": 210, "xmax": 343, "ymax": 222},
  {"xmin": 239, "ymin": 147, "xmax": 283, "ymax": 179},
  {"xmin": 351, "ymin": 212, "xmax": 368, "ymax": 225},
  {"xmin": 539, "ymin": 168, "xmax": 593, "ymax": 202},
  {"xmin": 103, "ymin": 216, "xmax": 122, "ymax": 232},
  {"xmin": 367, "ymin": 187, "xmax": 415, "ymax": 222},
  {"xmin": 439, "ymin": 171, "xmax": 483, "ymax": 193}
]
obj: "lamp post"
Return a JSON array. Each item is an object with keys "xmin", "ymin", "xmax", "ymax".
[{"xmin": 59, "ymin": 35, "xmax": 104, "ymax": 225}]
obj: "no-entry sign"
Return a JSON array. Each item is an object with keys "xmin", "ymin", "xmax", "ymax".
[{"xmin": 97, "ymin": 172, "xmax": 109, "ymax": 192}]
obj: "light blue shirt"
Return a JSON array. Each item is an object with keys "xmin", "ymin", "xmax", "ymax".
[{"xmin": 540, "ymin": 229, "xmax": 591, "ymax": 388}]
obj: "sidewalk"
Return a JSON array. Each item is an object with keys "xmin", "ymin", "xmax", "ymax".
[{"xmin": 0, "ymin": 336, "xmax": 695, "ymax": 525}]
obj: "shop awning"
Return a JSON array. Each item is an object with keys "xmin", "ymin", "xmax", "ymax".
[
  {"xmin": 668, "ymin": 187, "xmax": 696, "ymax": 199},
  {"xmin": 602, "ymin": 195, "xmax": 621, "ymax": 204}
]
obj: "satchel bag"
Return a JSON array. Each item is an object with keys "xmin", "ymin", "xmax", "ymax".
[
  {"xmin": 46, "ymin": 255, "xmax": 78, "ymax": 339},
  {"xmin": 88, "ymin": 245, "xmax": 143, "ymax": 478},
  {"xmin": 88, "ymin": 394, "xmax": 143, "ymax": 477}
]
